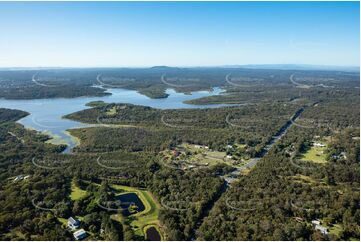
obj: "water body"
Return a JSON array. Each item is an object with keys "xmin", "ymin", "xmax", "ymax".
[
  {"xmin": 145, "ymin": 226, "xmax": 161, "ymax": 241},
  {"xmin": 116, "ymin": 192, "xmax": 145, "ymax": 216},
  {"xmin": 0, "ymin": 87, "xmax": 228, "ymax": 152}
]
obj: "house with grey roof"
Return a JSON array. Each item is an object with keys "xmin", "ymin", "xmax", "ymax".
[
  {"xmin": 68, "ymin": 217, "xmax": 80, "ymax": 230},
  {"xmin": 73, "ymin": 229, "xmax": 87, "ymax": 240}
]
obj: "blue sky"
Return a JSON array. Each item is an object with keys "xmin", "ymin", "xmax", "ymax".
[{"xmin": 0, "ymin": 1, "xmax": 359, "ymax": 67}]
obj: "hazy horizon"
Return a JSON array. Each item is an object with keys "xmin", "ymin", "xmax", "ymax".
[{"xmin": 0, "ymin": 64, "xmax": 359, "ymax": 73}]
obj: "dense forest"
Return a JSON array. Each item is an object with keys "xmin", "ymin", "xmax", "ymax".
[
  {"xmin": 65, "ymin": 102, "xmax": 299, "ymax": 157},
  {"xmin": 198, "ymin": 127, "xmax": 360, "ymax": 240},
  {"xmin": 1, "ymin": 68, "xmax": 358, "ymax": 100},
  {"xmin": 0, "ymin": 68, "xmax": 359, "ymax": 241}
]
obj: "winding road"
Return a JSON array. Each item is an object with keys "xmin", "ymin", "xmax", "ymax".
[
  {"xmin": 290, "ymin": 74, "xmax": 311, "ymax": 89},
  {"xmin": 290, "ymin": 74, "xmax": 334, "ymax": 89}
]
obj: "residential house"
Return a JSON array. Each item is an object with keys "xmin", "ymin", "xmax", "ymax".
[
  {"xmin": 312, "ymin": 220, "xmax": 321, "ymax": 225},
  {"xmin": 313, "ymin": 142, "xmax": 325, "ymax": 147},
  {"xmin": 13, "ymin": 175, "xmax": 24, "ymax": 182},
  {"xmin": 73, "ymin": 229, "xmax": 87, "ymax": 240},
  {"xmin": 68, "ymin": 217, "xmax": 80, "ymax": 230},
  {"xmin": 315, "ymin": 224, "xmax": 329, "ymax": 235}
]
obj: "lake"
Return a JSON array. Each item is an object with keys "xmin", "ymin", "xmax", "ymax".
[{"xmin": 0, "ymin": 87, "xmax": 228, "ymax": 152}]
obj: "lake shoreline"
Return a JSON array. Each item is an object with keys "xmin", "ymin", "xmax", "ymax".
[{"xmin": 0, "ymin": 87, "xmax": 230, "ymax": 152}]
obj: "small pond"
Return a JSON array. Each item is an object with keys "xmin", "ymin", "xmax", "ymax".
[
  {"xmin": 146, "ymin": 226, "xmax": 161, "ymax": 241},
  {"xmin": 116, "ymin": 192, "xmax": 145, "ymax": 216}
]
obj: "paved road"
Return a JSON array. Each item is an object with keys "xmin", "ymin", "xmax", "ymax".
[
  {"xmin": 227, "ymin": 107, "xmax": 305, "ymax": 180},
  {"xmin": 290, "ymin": 73, "xmax": 311, "ymax": 89},
  {"xmin": 196, "ymin": 106, "xmax": 310, "ymax": 236},
  {"xmin": 290, "ymin": 74, "xmax": 334, "ymax": 89}
]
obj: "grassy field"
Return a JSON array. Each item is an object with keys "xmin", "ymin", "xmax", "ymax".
[
  {"xmin": 69, "ymin": 180, "xmax": 88, "ymax": 201},
  {"xmin": 170, "ymin": 143, "xmax": 230, "ymax": 166},
  {"xmin": 160, "ymin": 143, "xmax": 244, "ymax": 171},
  {"xmin": 288, "ymin": 175, "xmax": 329, "ymax": 188},
  {"xmin": 57, "ymin": 217, "xmax": 68, "ymax": 227},
  {"xmin": 106, "ymin": 106, "xmax": 117, "ymax": 115},
  {"xmin": 234, "ymin": 143, "xmax": 247, "ymax": 149},
  {"xmin": 299, "ymin": 145, "xmax": 327, "ymax": 164},
  {"xmin": 110, "ymin": 184, "xmax": 163, "ymax": 239},
  {"xmin": 189, "ymin": 151, "xmax": 227, "ymax": 166},
  {"xmin": 289, "ymin": 174, "xmax": 319, "ymax": 184},
  {"xmin": 328, "ymin": 223, "xmax": 343, "ymax": 237}
]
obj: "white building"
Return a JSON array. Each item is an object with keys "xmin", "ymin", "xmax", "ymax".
[
  {"xmin": 311, "ymin": 220, "xmax": 321, "ymax": 225},
  {"xmin": 68, "ymin": 217, "xmax": 80, "ymax": 230},
  {"xmin": 73, "ymin": 229, "xmax": 87, "ymax": 240},
  {"xmin": 315, "ymin": 225, "xmax": 329, "ymax": 235},
  {"xmin": 13, "ymin": 175, "xmax": 24, "ymax": 182},
  {"xmin": 313, "ymin": 142, "xmax": 325, "ymax": 147}
]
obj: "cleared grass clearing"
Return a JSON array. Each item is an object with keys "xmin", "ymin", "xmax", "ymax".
[
  {"xmin": 189, "ymin": 152, "xmax": 227, "ymax": 166},
  {"xmin": 287, "ymin": 175, "xmax": 330, "ymax": 188},
  {"xmin": 299, "ymin": 145, "xmax": 327, "ymax": 164},
  {"xmin": 328, "ymin": 223, "xmax": 343, "ymax": 237},
  {"xmin": 70, "ymin": 180, "xmax": 88, "ymax": 201},
  {"xmin": 164, "ymin": 143, "xmax": 231, "ymax": 167},
  {"xmin": 106, "ymin": 106, "xmax": 117, "ymax": 115},
  {"xmin": 57, "ymin": 217, "xmax": 68, "ymax": 227},
  {"xmin": 289, "ymin": 174, "xmax": 319, "ymax": 184}
]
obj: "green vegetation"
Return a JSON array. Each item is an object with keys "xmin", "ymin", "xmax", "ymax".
[
  {"xmin": 111, "ymin": 185, "xmax": 162, "ymax": 238},
  {"xmin": 65, "ymin": 102, "xmax": 297, "ymax": 158},
  {"xmin": 106, "ymin": 106, "xmax": 117, "ymax": 115},
  {"xmin": 161, "ymin": 143, "xmax": 233, "ymax": 169},
  {"xmin": 86, "ymin": 100, "xmax": 108, "ymax": 107},
  {"xmin": 0, "ymin": 70, "xmax": 109, "ymax": 99},
  {"xmin": 70, "ymin": 180, "xmax": 88, "ymax": 201},
  {"xmin": 328, "ymin": 223, "xmax": 343, "ymax": 237},
  {"xmin": 0, "ymin": 108, "xmax": 29, "ymax": 122},
  {"xmin": 299, "ymin": 144, "xmax": 328, "ymax": 164},
  {"xmin": 0, "ymin": 68, "xmax": 359, "ymax": 241}
]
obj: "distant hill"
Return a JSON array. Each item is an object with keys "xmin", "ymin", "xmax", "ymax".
[
  {"xmin": 221, "ymin": 64, "xmax": 360, "ymax": 72},
  {"xmin": 0, "ymin": 65, "xmax": 359, "ymax": 73}
]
